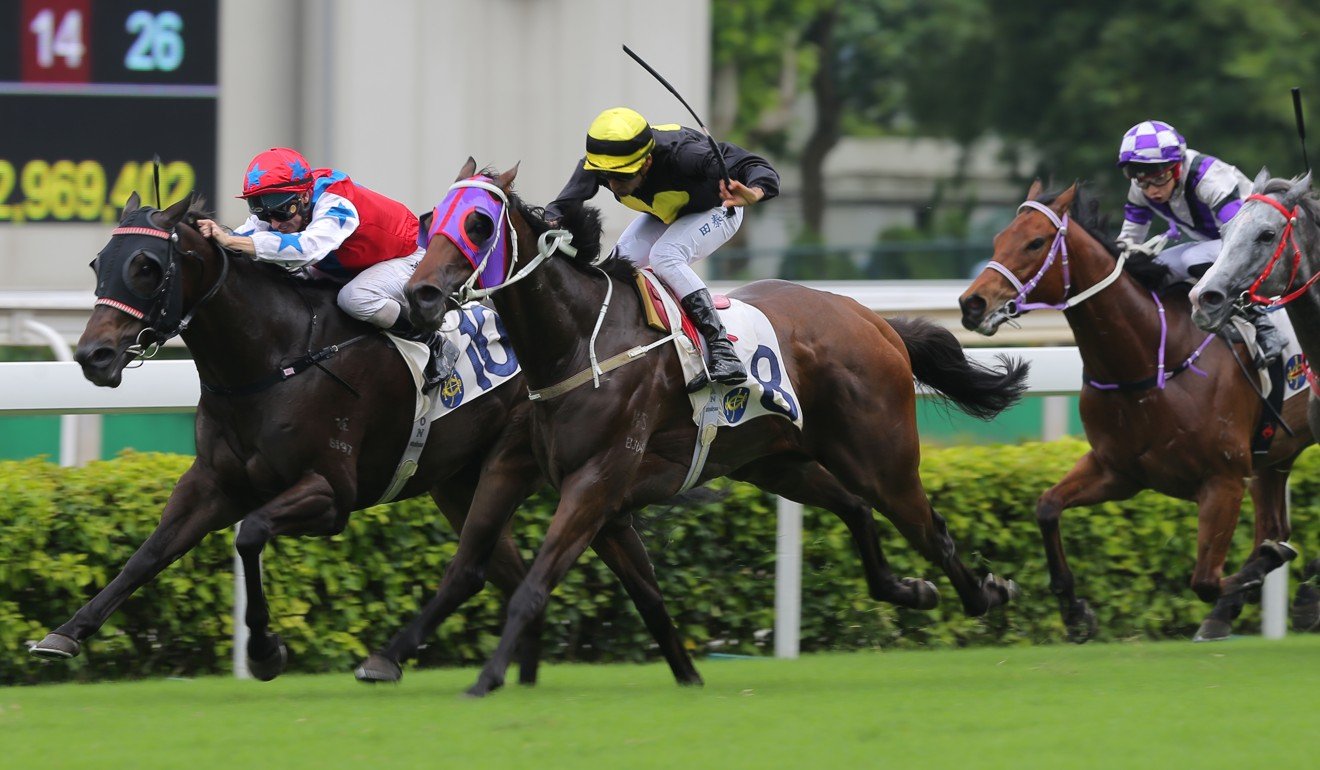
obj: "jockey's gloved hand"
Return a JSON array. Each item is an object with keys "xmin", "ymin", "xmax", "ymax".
[{"xmin": 1119, "ymin": 234, "xmax": 1169, "ymax": 261}]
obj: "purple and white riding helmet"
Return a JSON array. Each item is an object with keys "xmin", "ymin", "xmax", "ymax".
[{"xmin": 1117, "ymin": 120, "xmax": 1186, "ymax": 167}]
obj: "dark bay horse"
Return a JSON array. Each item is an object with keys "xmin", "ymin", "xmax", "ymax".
[
  {"xmin": 1190, "ymin": 170, "xmax": 1320, "ymax": 630},
  {"xmin": 959, "ymin": 181, "xmax": 1313, "ymax": 641},
  {"xmin": 28, "ymin": 192, "xmax": 548, "ymax": 681},
  {"xmin": 398, "ymin": 161, "xmax": 1027, "ymax": 696}
]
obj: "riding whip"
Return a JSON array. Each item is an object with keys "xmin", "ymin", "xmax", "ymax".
[
  {"xmin": 1292, "ymin": 87, "xmax": 1310, "ymax": 173},
  {"xmin": 622, "ymin": 44, "xmax": 733, "ymax": 187}
]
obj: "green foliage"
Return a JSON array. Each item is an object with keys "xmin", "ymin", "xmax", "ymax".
[{"xmin": 3, "ymin": 441, "xmax": 1316, "ymax": 684}]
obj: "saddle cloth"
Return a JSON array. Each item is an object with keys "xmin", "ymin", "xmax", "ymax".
[
  {"xmin": 635, "ymin": 269, "xmax": 803, "ymax": 430},
  {"xmin": 386, "ymin": 302, "xmax": 520, "ymax": 421},
  {"xmin": 1226, "ymin": 310, "xmax": 1308, "ymax": 454}
]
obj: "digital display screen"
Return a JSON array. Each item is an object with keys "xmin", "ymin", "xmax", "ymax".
[{"xmin": 0, "ymin": 0, "xmax": 218, "ymax": 223}]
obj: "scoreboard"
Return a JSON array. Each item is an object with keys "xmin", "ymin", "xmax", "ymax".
[{"xmin": 0, "ymin": 0, "xmax": 217, "ymax": 224}]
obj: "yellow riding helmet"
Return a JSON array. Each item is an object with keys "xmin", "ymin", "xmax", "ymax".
[{"xmin": 583, "ymin": 107, "xmax": 654, "ymax": 174}]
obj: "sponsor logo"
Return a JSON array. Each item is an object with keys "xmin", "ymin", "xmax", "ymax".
[
  {"xmin": 1286, "ymin": 353, "xmax": 1308, "ymax": 391},
  {"xmin": 722, "ymin": 387, "xmax": 750, "ymax": 422},
  {"xmin": 440, "ymin": 372, "xmax": 465, "ymax": 408}
]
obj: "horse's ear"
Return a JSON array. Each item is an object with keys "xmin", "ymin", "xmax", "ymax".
[
  {"xmin": 122, "ymin": 191, "xmax": 142, "ymax": 220},
  {"xmin": 496, "ymin": 162, "xmax": 520, "ymax": 191},
  {"xmin": 1284, "ymin": 171, "xmax": 1313, "ymax": 204},
  {"xmin": 158, "ymin": 191, "xmax": 194, "ymax": 229},
  {"xmin": 456, "ymin": 157, "xmax": 477, "ymax": 181},
  {"xmin": 1253, "ymin": 166, "xmax": 1272, "ymax": 192},
  {"xmin": 1052, "ymin": 182, "xmax": 1078, "ymax": 213},
  {"xmin": 1026, "ymin": 179, "xmax": 1043, "ymax": 201}
]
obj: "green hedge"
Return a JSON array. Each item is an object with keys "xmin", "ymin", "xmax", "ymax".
[{"xmin": 3, "ymin": 439, "xmax": 1317, "ymax": 685}]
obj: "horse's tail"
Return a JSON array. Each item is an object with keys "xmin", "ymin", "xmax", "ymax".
[{"xmin": 886, "ymin": 316, "xmax": 1030, "ymax": 420}]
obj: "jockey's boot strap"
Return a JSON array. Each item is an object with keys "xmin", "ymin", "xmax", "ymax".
[{"xmin": 682, "ymin": 289, "xmax": 747, "ymax": 392}]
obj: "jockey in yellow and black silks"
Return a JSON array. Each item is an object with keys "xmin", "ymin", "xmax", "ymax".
[{"xmin": 545, "ymin": 107, "xmax": 780, "ymax": 389}]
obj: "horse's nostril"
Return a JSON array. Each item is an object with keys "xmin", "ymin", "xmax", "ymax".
[
  {"xmin": 411, "ymin": 284, "xmax": 443, "ymax": 309},
  {"xmin": 1199, "ymin": 290, "xmax": 1225, "ymax": 310},
  {"xmin": 75, "ymin": 346, "xmax": 115, "ymax": 370}
]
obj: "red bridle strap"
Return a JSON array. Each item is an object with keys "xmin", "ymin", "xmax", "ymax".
[{"xmin": 1245, "ymin": 193, "xmax": 1319, "ymax": 307}]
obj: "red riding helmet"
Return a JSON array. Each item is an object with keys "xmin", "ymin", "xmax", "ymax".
[{"xmin": 240, "ymin": 148, "xmax": 313, "ymax": 198}]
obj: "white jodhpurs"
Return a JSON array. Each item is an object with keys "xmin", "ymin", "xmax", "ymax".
[
  {"xmin": 613, "ymin": 206, "xmax": 743, "ymax": 299},
  {"xmin": 1155, "ymin": 239, "xmax": 1221, "ymax": 284},
  {"xmin": 334, "ymin": 247, "xmax": 424, "ymax": 328}
]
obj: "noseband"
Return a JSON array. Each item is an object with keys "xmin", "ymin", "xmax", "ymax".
[
  {"xmin": 1243, "ymin": 193, "xmax": 1318, "ymax": 308},
  {"xmin": 980, "ymin": 200, "xmax": 1128, "ymax": 317}
]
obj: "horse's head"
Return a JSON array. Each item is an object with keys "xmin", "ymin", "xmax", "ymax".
[
  {"xmin": 76, "ymin": 191, "xmax": 216, "ymax": 386},
  {"xmin": 959, "ymin": 181, "xmax": 1078, "ymax": 335},
  {"xmin": 1191, "ymin": 169, "xmax": 1317, "ymax": 331},
  {"xmin": 406, "ymin": 158, "xmax": 521, "ymax": 332}
]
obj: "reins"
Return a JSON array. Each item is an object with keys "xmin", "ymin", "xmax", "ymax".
[{"xmin": 1243, "ymin": 193, "xmax": 1320, "ymax": 308}]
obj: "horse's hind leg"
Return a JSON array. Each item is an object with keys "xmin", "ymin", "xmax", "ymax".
[
  {"xmin": 233, "ymin": 472, "xmax": 342, "ymax": 681},
  {"xmin": 1035, "ymin": 452, "xmax": 1138, "ymax": 643},
  {"xmin": 30, "ymin": 465, "xmax": 238, "ymax": 660},
  {"xmin": 812, "ymin": 430, "xmax": 1014, "ymax": 617},
  {"xmin": 1292, "ymin": 558, "xmax": 1320, "ymax": 632},
  {"xmin": 359, "ymin": 449, "xmax": 545, "ymax": 685},
  {"xmin": 734, "ymin": 457, "xmax": 938, "ymax": 610},
  {"xmin": 1200, "ymin": 467, "xmax": 1297, "ymax": 641},
  {"xmin": 590, "ymin": 515, "xmax": 703, "ymax": 686}
]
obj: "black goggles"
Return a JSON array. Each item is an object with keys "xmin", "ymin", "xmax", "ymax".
[{"xmin": 249, "ymin": 193, "xmax": 301, "ymax": 222}]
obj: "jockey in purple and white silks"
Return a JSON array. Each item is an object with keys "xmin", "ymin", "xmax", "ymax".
[{"xmin": 1116, "ymin": 119, "xmax": 1282, "ymax": 363}]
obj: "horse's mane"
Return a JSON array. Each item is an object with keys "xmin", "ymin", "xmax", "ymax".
[
  {"xmin": 1036, "ymin": 184, "xmax": 1170, "ymax": 292},
  {"xmin": 497, "ymin": 180, "xmax": 621, "ymax": 282}
]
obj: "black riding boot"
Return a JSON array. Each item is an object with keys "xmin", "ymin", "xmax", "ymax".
[
  {"xmin": 680, "ymin": 288, "xmax": 746, "ymax": 391},
  {"xmin": 1246, "ymin": 307, "xmax": 1286, "ymax": 366},
  {"xmin": 388, "ymin": 317, "xmax": 459, "ymax": 392}
]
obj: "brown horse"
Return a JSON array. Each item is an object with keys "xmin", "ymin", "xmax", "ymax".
[
  {"xmin": 397, "ymin": 161, "xmax": 1027, "ymax": 696},
  {"xmin": 28, "ymin": 192, "xmax": 547, "ymax": 682},
  {"xmin": 959, "ymin": 181, "xmax": 1313, "ymax": 642}
]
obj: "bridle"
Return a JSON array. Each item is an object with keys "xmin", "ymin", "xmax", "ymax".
[
  {"xmin": 980, "ymin": 199, "xmax": 1128, "ymax": 317},
  {"xmin": 94, "ymin": 209, "xmax": 230, "ymax": 364},
  {"xmin": 1241, "ymin": 193, "xmax": 1318, "ymax": 309}
]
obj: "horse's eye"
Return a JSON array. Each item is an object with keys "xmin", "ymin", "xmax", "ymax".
[
  {"xmin": 466, "ymin": 211, "xmax": 494, "ymax": 242},
  {"xmin": 1027, "ymin": 237, "xmax": 1047, "ymax": 251},
  {"xmin": 1256, "ymin": 229, "xmax": 1277, "ymax": 244}
]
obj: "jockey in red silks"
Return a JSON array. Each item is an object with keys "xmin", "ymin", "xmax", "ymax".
[{"xmin": 197, "ymin": 148, "xmax": 453, "ymax": 388}]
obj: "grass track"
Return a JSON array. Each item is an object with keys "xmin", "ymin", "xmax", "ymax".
[{"xmin": 2, "ymin": 637, "xmax": 1314, "ymax": 769}]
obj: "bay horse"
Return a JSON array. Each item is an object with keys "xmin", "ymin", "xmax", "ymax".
[
  {"xmin": 397, "ymin": 161, "xmax": 1027, "ymax": 696},
  {"xmin": 959, "ymin": 181, "xmax": 1313, "ymax": 642},
  {"xmin": 1190, "ymin": 170, "xmax": 1320, "ymax": 630},
  {"xmin": 28, "ymin": 192, "xmax": 549, "ymax": 682}
]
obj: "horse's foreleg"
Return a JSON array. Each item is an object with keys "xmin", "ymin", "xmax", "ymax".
[
  {"xmin": 1035, "ymin": 452, "xmax": 1137, "ymax": 643},
  {"xmin": 1188, "ymin": 477, "xmax": 1246, "ymax": 607},
  {"xmin": 233, "ymin": 472, "xmax": 340, "ymax": 681},
  {"xmin": 30, "ymin": 465, "xmax": 238, "ymax": 660},
  {"xmin": 359, "ymin": 449, "xmax": 544, "ymax": 686},
  {"xmin": 467, "ymin": 473, "xmax": 619, "ymax": 697},
  {"xmin": 591, "ymin": 516, "xmax": 703, "ymax": 686}
]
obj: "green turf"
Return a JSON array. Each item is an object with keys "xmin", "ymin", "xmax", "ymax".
[{"xmin": 1, "ymin": 637, "xmax": 1313, "ymax": 769}]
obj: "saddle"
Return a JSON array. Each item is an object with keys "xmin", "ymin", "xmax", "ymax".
[{"xmin": 632, "ymin": 270, "xmax": 733, "ymax": 351}]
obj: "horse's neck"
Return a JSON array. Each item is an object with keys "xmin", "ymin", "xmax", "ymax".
[
  {"xmin": 181, "ymin": 260, "xmax": 334, "ymax": 388},
  {"xmin": 493, "ymin": 240, "xmax": 627, "ymax": 385},
  {"xmin": 1060, "ymin": 235, "xmax": 1183, "ymax": 383}
]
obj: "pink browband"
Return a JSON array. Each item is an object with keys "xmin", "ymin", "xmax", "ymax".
[{"xmin": 111, "ymin": 227, "xmax": 171, "ymax": 239}]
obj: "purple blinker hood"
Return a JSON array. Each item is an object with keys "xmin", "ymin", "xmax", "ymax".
[{"xmin": 420, "ymin": 177, "xmax": 509, "ymax": 289}]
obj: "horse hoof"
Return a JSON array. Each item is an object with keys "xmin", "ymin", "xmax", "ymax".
[
  {"xmin": 465, "ymin": 673, "xmax": 504, "ymax": 698},
  {"xmin": 1290, "ymin": 585, "xmax": 1320, "ymax": 632},
  {"xmin": 354, "ymin": 654, "xmax": 402, "ymax": 684},
  {"xmin": 247, "ymin": 635, "xmax": 288, "ymax": 682},
  {"xmin": 1193, "ymin": 618, "xmax": 1233, "ymax": 642},
  {"xmin": 28, "ymin": 633, "xmax": 80, "ymax": 660},
  {"xmin": 983, "ymin": 573, "xmax": 1019, "ymax": 608},
  {"xmin": 1064, "ymin": 600, "xmax": 1098, "ymax": 644},
  {"xmin": 901, "ymin": 577, "xmax": 940, "ymax": 610}
]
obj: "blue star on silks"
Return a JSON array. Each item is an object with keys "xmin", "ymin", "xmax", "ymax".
[
  {"xmin": 325, "ymin": 203, "xmax": 354, "ymax": 226},
  {"xmin": 246, "ymin": 164, "xmax": 267, "ymax": 188},
  {"xmin": 288, "ymin": 159, "xmax": 309, "ymax": 181},
  {"xmin": 274, "ymin": 232, "xmax": 305, "ymax": 254}
]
